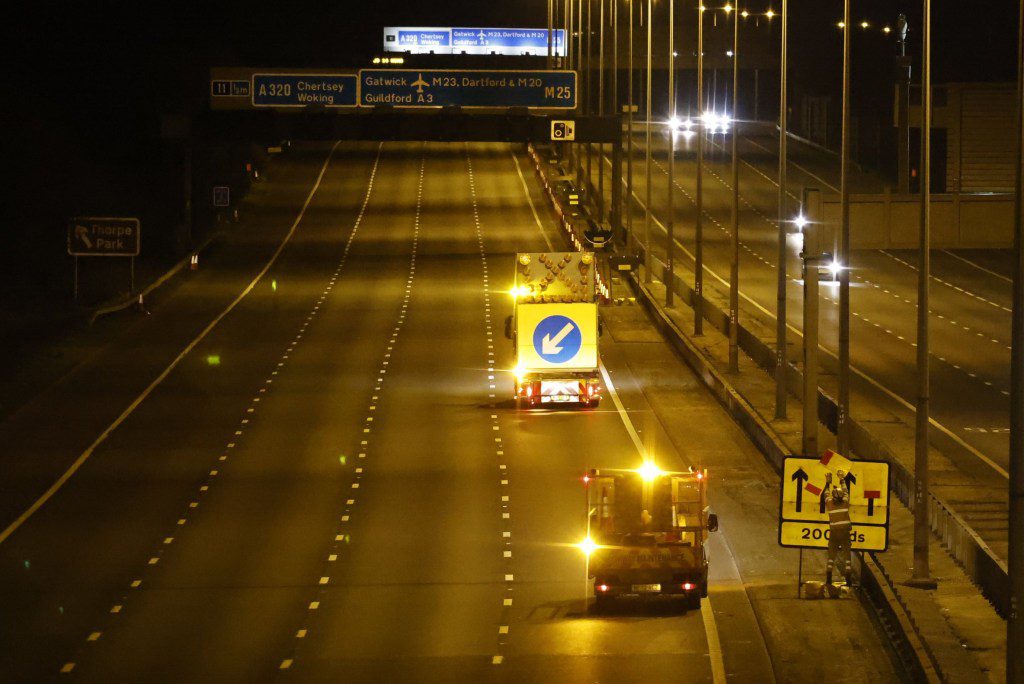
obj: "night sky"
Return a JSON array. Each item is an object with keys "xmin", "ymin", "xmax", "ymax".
[{"xmin": 6, "ymin": 0, "xmax": 1020, "ymax": 297}]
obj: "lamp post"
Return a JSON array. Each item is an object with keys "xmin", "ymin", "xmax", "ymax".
[
  {"xmin": 837, "ymin": 0, "xmax": 851, "ymax": 458},
  {"xmin": 644, "ymin": 0, "xmax": 653, "ymax": 284},
  {"xmin": 693, "ymin": 2, "xmax": 705, "ymax": 335},
  {"xmin": 774, "ymin": 0, "xmax": 788, "ymax": 420},
  {"xmin": 1008, "ymin": 0, "xmax": 1024, "ymax": 676},
  {"xmin": 627, "ymin": 0, "xmax": 635, "ymax": 255},
  {"xmin": 666, "ymin": 0, "xmax": 676, "ymax": 307},
  {"xmin": 908, "ymin": 0, "xmax": 937, "ymax": 591},
  {"xmin": 598, "ymin": 0, "xmax": 606, "ymax": 221},
  {"xmin": 728, "ymin": 2, "xmax": 740, "ymax": 372}
]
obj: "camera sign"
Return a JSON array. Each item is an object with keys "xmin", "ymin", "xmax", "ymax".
[{"xmin": 551, "ymin": 120, "xmax": 575, "ymax": 141}]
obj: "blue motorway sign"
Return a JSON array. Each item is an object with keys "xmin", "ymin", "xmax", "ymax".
[
  {"xmin": 251, "ymin": 74, "xmax": 357, "ymax": 107},
  {"xmin": 452, "ymin": 28, "xmax": 565, "ymax": 53},
  {"xmin": 533, "ymin": 315, "xmax": 583, "ymax": 364},
  {"xmin": 359, "ymin": 70, "xmax": 576, "ymax": 109},
  {"xmin": 384, "ymin": 27, "xmax": 565, "ymax": 56}
]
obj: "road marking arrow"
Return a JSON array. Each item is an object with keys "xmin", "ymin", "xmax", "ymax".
[
  {"xmin": 541, "ymin": 322, "xmax": 575, "ymax": 355},
  {"xmin": 75, "ymin": 225, "xmax": 93, "ymax": 249},
  {"xmin": 790, "ymin": 468, "xmax": 809, "ymax": 512}
]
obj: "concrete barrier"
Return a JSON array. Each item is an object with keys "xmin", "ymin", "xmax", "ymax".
[{"xmin": 819, "ymin": 191, "xmax": 1014, "ymax": 250}]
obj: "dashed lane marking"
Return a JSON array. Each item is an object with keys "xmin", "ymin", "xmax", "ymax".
[{"xmin": 0, "ymin": 140, "xmax": 348, "ymax": 547}]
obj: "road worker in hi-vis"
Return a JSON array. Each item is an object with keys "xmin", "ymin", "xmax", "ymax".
[{"xmin": 823, "ymin": 471, "xmax": 853, "ymax": 587}]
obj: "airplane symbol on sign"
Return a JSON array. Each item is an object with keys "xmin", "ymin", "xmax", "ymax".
[
  {"xmin": 477, "ymin": 30, "xmax": 487, "ymax": 43},
  {"xmin": 411, "ymin": 74, "xmax": 429, "ymax": 93}
]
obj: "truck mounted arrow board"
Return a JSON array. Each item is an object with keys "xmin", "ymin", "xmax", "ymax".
[{"xmin": 515, "ymin": 303, "xmax": 597, "ymax": 370}]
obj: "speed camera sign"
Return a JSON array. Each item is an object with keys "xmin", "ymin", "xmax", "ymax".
[{"xmin": 550, "ymin": 120, "xmax": 576, "ymax": 141}]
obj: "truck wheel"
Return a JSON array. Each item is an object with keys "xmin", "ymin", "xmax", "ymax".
[
  {"xmin": 686, "ymin": 594, "xmax": 702, "ymax": 611},
  {"xmin": 593, "ymin": 594, "xmax": 612, "ymax": 613}
]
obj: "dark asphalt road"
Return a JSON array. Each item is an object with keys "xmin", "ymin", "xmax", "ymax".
[{"xmin": 0, "ymin": 141, "xmax": 897, "ymax": 682}]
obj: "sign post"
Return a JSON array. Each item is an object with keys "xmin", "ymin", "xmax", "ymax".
[
  {"xmin": 779, "ymin": 451, "xmax": 890, "ymax": 592},
  {"xmin": 68, "ymin": 217, "xmax": 141, "ymax": 299}
]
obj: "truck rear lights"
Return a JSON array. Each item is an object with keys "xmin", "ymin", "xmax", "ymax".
[
  {"xmin": 597, "ymin": 584, "xmax": 610, "ymax": 593},
  {"xmin": 682, "ymin": 582, "xmax": 694, "ymax": 591}
]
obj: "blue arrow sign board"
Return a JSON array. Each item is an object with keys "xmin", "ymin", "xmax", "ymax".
[
  {"xmin": 359, "ymin": 70, "xmax": 576, "ymax": 109},
  {"xmin": 252, "ymin": 74, "xmax": 357, "ymax": 107},
  {"xmin": 533, "ymin": 315, "xmax": 583, "ymax": 364}
]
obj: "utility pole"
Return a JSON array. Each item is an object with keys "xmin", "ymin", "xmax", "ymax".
[
  {"xmin": 694, "ymin": 2, "xmax": 705, "ymax": 335},
  {"xmin": 896, "ymin": 14, "xmax": 911, "ymax": 194},
  {"xmin": 908, "ymin": 0, "xmax": 936, "ymax": 591},
  {"xmin": 837, "ymin": 0, "xmax": 852, "ymax": 457},
  {"xmin": 774, "ymin": 0, "xmax": 789, "ymax": 420},
  {"xmin": 728, "ymin": 3, "xmax": 740, "ymax": 372},
  {"xmin": 1008, "ymin": 0, "xmax": 1024, "ymax": 676},
  {"xmin": 644, "ymin": 0, "xmax": 653, "ymax": 284},
  {"xmin": 802, "ymin": 189, "xmax": 823, "ymax": 458},
  {"xmin": 666, "ymin": 0, "xmax": 675, "ymax": 307}
]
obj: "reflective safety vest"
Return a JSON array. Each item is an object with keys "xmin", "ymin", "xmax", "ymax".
[{"xmin": 826, "ymin": 490, "xmax": 851, "ymax": 528}]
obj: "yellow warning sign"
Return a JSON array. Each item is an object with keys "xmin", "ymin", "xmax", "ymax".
[
  {"xmin": 779, "ymin": 452, "xmax": 890, "ymax": 551},
  {"xmin": 779, "ymin": 522, "xmax": 888, "ymax": 552}
]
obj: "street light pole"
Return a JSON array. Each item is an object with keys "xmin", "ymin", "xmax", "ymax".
[
  {"xmin": 627, "ymin": 0, "xmax": 635, "ymax": 255},
  {"xmin": 644, "ymin": 0, "xmax": 653, "ymax": 284},
  {"xmin": 666, "ymin": 0, "xmax": 675, "ymax": 307},
  {"xmin": 598, "ymin": 0, "xmax": 606, "ymax": 221},
  {"xmin": 774, "ymin": 0, "xmax": 789, "ymax": 420},
  {"xmin": 1008, "ymin": 0, "xmax": 1024, "ymax": 676},
  {"xmin": 909, "ymin": 0, "xmax": 936, "ymax": 590},
  {"xmin": 694, "ymin": 2, "xmax": 705, "ymax": 335},
  {"xmin": 586, "ymin": 0, "xmax": 593, "ymax": 198},
  {"xmin": 728, "ymin": 3, "xmax": 740, "ymax": 372},
  {"xmin": 837, "ymin": 0, "xmax": 851, "ymax": 457},
  {"xmin": 548, "ymin": 0, "xmax": 554, "ymax": 68}
]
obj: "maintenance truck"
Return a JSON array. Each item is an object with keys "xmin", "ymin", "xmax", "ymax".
[
  {"xmin": 504, "ymin": 252, "xmax": 602, "ymax": 408},
  {"xmin": 584, "ymin": 464, "xmax": 718, "ymax": 610}
]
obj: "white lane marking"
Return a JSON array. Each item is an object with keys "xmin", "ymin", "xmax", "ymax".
[
  {"xmin": 942, "ymin": 249, "xmax": 1013, "ymax": 284},
  {"xmin": 512, "ymin": 151, "xmax": 555, "ymax": 250},
  {"xmin": 0, "ymin": 140, "xmax": 358, "ymax": 548},
  {"xmin": 599, "ymin": 361, "xmax": 727, "ymax": 684},
  {"xmin": 492, "ymin": 655, "xmax": 504, "ymax": 665}
]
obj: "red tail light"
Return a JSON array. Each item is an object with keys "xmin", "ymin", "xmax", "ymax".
[
  {"xmin": 682, "ymin": 582, "xmax": 694, "ymax": 591},
  {"xmin": 597, "ymin": 584, "xmax": 609, "ymax": 593}
]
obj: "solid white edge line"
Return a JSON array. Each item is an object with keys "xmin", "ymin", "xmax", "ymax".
[
  {"xmin": 511, "ymin": 150, "xmax": 555, "ymax": 251},
  {"xmin": 0, "ymin": 140, "xmax": 379, "ymax": 547},
  {"xmin": 599, "ymin": 362, "xmax": 727, "ymax": 684},
  {"xmin": 602, "ymin": 153, "xmax": 1010, "ymax": 481},
  {"xmin": 941, "ymin": 249, "xmax": 1013, "ymax": 285}
]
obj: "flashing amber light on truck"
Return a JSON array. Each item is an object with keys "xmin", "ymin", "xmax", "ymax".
[
  {"xmin": 577, "ymin": 536, "xmax": 598, "ymax": 557},
  {"xmin": 638, "ymin": 461, "xmax": 663, "ymax": 482}
]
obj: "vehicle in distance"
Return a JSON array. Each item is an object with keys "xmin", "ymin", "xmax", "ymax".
[{"xmin": 505, "ymin": 252, "xmax": 602, "ymax": 408}]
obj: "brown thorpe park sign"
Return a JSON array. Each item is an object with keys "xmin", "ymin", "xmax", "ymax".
[{"xmin": 68, "ymin": 217, "xmax": 140, "ymax": 257}]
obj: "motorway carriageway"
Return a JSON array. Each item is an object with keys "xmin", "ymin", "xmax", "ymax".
[
  {"xmin": 0, "ymin": 142, "xmax": 896, "ymax": 681},
  {"xmin": 602, "ymin": 131, "xmax": 1013, "ymax": 502}
]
